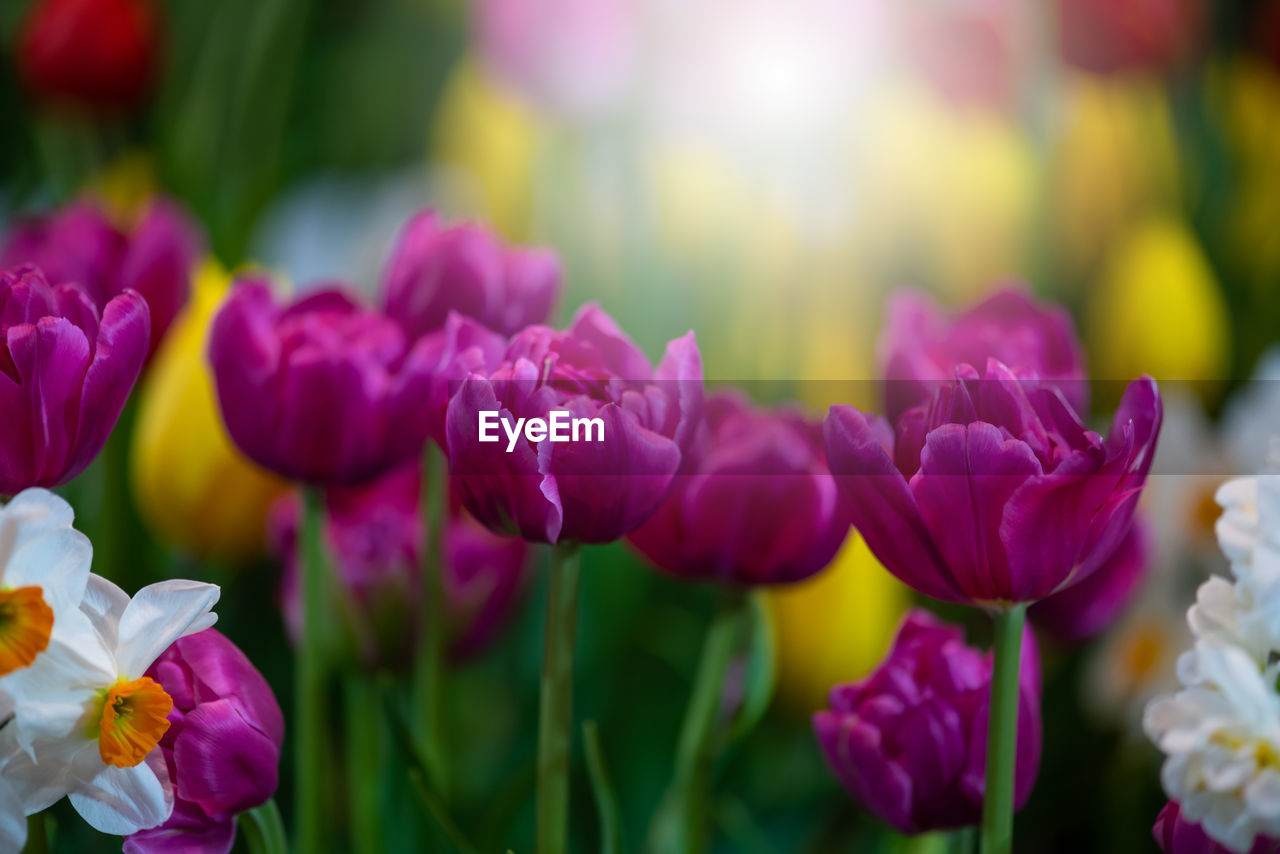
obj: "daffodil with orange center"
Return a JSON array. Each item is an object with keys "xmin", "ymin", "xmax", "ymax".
[{"xmin": 0, "ymin": 574, "xmax": 219, "ymax": 837}]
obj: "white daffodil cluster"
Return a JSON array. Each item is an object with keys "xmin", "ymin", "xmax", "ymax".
[
  {"xmin": 1145, "ymin": 470, "xmax": 1280, "ymax": 853},
  {"xmin": 0, "ymin": 489, "xmax": 219, "ymax": 851}
]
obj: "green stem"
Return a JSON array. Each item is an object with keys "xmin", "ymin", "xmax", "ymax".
[
  {"xmin": 295, "ymin": 487, "xmax": 329, "ymax": 854},
  {"xmin": 536, "ymin": 542, "xmax": 583, "ymax": 854},
  {"xmin": 411, "ymin": 442, "xmax": 450, "ymax": 798},
  {"xmin": 980, "ymin": 604, "xmax": 1026, "ymax": 854},
  {"xmin": 648, "ymin": 589, "xmax": 748, "ymax": 854},
  {"xmin": 583, "ymin": 721, "xmax": 622, "ymax": 854},
  {"xmin": 22, "ymin": 813, "xmax": 48, "ymax": 854},
  {"xmin": 344, "ymin": 676, "xmax": 384, "ymax": 854},
  {"xmin": 238, "ymin": 799, "xmax": 289, "ymax": 854}
]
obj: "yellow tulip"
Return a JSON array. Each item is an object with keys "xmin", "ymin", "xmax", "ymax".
[
  {"xmin": 1088, "ymin": 214, "xmax": 1230, "ymax": 389},
  {"xmin": 130, "ymin": 261, "xmax": 288, "ymax": 560},
  {"xmin": 431, "ymin": 59, "xmax": 541, "ymax": 242},
  {"xmin": 767, "ymin": 531, "xmax": 911, "ymax": 714},
  {"xmin": 1051, "ymin": 73, "xmax": 1181, "ymax": 280}
]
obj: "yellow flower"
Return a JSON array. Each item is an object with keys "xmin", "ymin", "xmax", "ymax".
[
  {"xmin": 130, "ymin": 262, "xmax": 287, "ymax": 560},
  {"xmin": 1088, "ymin": 214, "xmax": 1230, "ymax": 390},
  {"xmin": 431, "ymin": 58, "xmax": 541, "ymax": 241},
  {"xmin": 767, "ymin": 532, "xmax": 910, "ymax": 714},
  {"xmin": 846, "ymin": 84, "xmax": 1038, "ymax": 301},
  {"xmin": 1051, "ymin": 73, "xmax": 1181, "ymax": 280}
]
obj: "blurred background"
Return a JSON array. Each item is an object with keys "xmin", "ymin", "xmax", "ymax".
[{"xmin": 1, "ymin": 0, "xmax": 1278, "ymax": 851}]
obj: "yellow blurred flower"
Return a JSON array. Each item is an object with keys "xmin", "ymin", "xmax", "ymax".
[
  {"xmin": 1088, "ymin": 214, "xmax": 1229, "ymax": 388},
  {"xmin": 847, "ymin": 84, "xmax": 1038, "ymax": 301},
  {"xmin": 86, "ymin": 150, "xmax": 158, "ymax": 226},
  {"xmin": 767, "ymin": 531, "xmax": 910, "ymax": 714},
  {"xmin": 1051, "ymin": 73, "xmax": 1181, "ymax": 281},
  {"xmin": 130, "ymin": 261, "xmax": 288, "ymax": 560},
  {"xmin": 432, "ymin": 58, "xmax": 541, "ymax": 241}
]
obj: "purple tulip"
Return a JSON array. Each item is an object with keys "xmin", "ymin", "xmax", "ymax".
[
  {"xmin": 269, "ymin": 462, "xmax": 531, "ymax": 662},
  {"xmin": 418, "ymin": 311, "xmax": 508, "ymax": 448},
  {"xmin": 879, "ymin": 287, "xmax": 1088, "ymax": 422},
  {"xmin": 0, "ymin": 265, "xmax": 149, "ymax": 493},
  {"xmin": 208, "ymin": 278, "xmax": 439, "ymax": 485},
  {"xmin": 1, "ymin": 197, "xmax": 202, "ymax": 359},
  {"xmin": 446, "ymin": 303, "xmax": 702, "ymax": 544},
  {"xmin": 1030, "ymin": 521, "xmax": 1148, "ymax": 642},
  {"xmin": 823, "ymin": 360, "xmax": 1160, "ymax": 605},
  {"xmin": 123, "ymin": 629, "xmax": 284, "ymax": 854},
  {"xmin": 382, "ymin": 210, "xmax": 560, "ymax": 339},
  {"xmin": 813, "ymin": 608, "xmax": 1042, "ymax": 834},
  {"xmin": 1153, "ymin": 801, "xmax": 1279, "ymax": 854},
  {"xmin": 627, "ymin": 391, "xmax": 848, "ymax": 585}
]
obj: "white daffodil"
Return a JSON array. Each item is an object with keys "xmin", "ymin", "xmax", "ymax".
[
  {"xmin": 1146, "ymin": 641, "xmax": 1280, "ymax": 853},
  {"xmin": 1, "ymin": 574, "xmax": 219, "ymax": 836},
  {"xmin": 0, "ymin": 694, "xmax": 26, "ymax": 853},
  {"xmin": 0, "ymin": 490, "xmax": 94, "ymax": 681}
]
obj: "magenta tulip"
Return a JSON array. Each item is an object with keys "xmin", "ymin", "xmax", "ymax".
[
  {"xmin": 1, "ymin": 197, "xmax": 201, "ymax": 358},
  {"xmin": 208, "ymin": 278, "xmax": 439, "ymax": 485},
  {"xmin": 814, "ymin": 608, "xmax": 1041, "ymax": 834},
  {"xmin": 1030, "ymin": 521, "xmax": 1148, "ymax": 642},
  {"xmin": 123, "ymin": 629, "xmax": 284, "ymax": 854},
  {"xmin": 1153, "ymin": 801, "xmax": 1279, "ymax": 854},
  {"xmin": 627, "ymin": 391, "xmax": 848, "ymax": 585},
  {"xmin": 418, "ymin": 311, "xmax": 507, "ymax": 448},
  {"xmin": 823, "ymin": 360, "xmax": 1161, "ymax": 605},
  {"xmin": 270, "ymin": 462, "xmax": 531, "ymax": 661},
  {"xmin": 446, "ymin": 303, "xmax": 702, "ymax": 544},
  {"xmin": 879, "ymin": 287, "xmax": 1088, "ymax": 422},
  {"xmin": 0, "ymin": 265, "xmax": 149, "ymax": 493},
  {"xmin": 382, "ymin": 210, "xmax": 560, "ymax": 339}
]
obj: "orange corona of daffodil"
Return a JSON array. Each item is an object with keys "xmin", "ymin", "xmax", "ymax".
[
  {"xmin": 767, "ymin": 531, "xmax": 910, "ymax": 714},
  {"xmin": 130, "ymin": 261, "xmax": 287, "ymax": 560}
]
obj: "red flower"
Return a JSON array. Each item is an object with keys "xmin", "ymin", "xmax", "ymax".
[{"xmin": 18, "ymin": 0, "xmax": 158, "ymax": 111}]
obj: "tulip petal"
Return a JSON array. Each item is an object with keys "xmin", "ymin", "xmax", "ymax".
[
  {"xmin": 824, "ymin": 405, "xmax": 963, "ymax": 603},
  {"xmin": 173, "ymin": 699, "xmax": 279, "ymax": 815},
  {"xmin": 910, "ymin": 422, "xmax": 1042, "ymax": 603}
]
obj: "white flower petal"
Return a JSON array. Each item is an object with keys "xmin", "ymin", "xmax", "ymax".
[
  {"xmin": 0, "ymin": 776, "xmax": 26, "ymax": 853},
  {"xmin": 68, "ymin": 749, "xmax": 173, "ymax": 836},
  {"xmin": 79, "ymin": 575, "xmax": 131, "ymax": 656},
  {"xmin": 115, "ymin": 580, "xmax": 220, "ymax": 679},
  {"xmin": 0, "ymin": 490, "xmax": 75, "ymax": 577}
]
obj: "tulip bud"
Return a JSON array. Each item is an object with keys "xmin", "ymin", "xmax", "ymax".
[
  {"xmin": 814, "ymin": 608, "xmax": 1041, "ymax": 834},
  {"xmin": 123, "ymin": 629, "xmax": 284, "ymax": 854}
]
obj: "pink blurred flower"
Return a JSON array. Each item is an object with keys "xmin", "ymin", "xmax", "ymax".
[
  {"xmin": 1, "ymin": 198, "xmax": 202, "ymax": 359},
  {"xmin": 270, "ymin": 463, "xmax": 531, "ymax": 662},
  {"xmin": 814, "ymin": 608, "xmax": 1041, "ymax": 834},
  {"xmin": 0, "ymin": 266, "xmax": 149, "ymax": 492},
  {"xmin": 1153, "ymin": 801, "xmax": 1280, "ymax": 854},
  {"xmin": 879, "ymin": 287, "xmax": 1088, "ymax": 422},
  {"xmin": 382, "ymin": 210, "xmax": 560, "ymax": 339},
  {"xmin": 446, "ymin": 303, "xmax": 702, "ymax": 544},
  {"xmin": 471, "ymin": 0, "xmax": 638, "ymax": 118},
  {"xmin": 208, "ymin": 278, "xmax": 438, "ymax": 485},
  {"xmin": 628, "ymin": 391, "xmax": 848, "ymax": 585}
]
